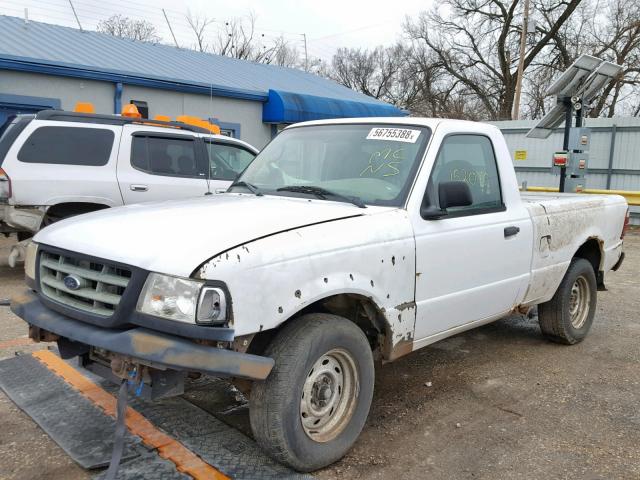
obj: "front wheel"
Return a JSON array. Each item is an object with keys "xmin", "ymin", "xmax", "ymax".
[
  {"xmin": 249, "ymin": 313, "xmax": 374, "ymax": 472},
  {"xmin": 538, "ymin": 257, "xmax": 597, "ymax": 344}
]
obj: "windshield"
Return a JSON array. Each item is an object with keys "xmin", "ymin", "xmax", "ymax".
[{"xmin": 231, "ymin": 124, "xmax": 431, "ymax": 207}]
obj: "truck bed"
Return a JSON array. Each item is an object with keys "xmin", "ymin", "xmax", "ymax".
[{"xmin": 519, "ymin": 191, "xmax": 627, "ymax": 306}]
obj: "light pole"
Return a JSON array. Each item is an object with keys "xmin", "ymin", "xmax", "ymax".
[{"xmin": 512, "ymin": 0, "xmax": 530, "ymax": 120}]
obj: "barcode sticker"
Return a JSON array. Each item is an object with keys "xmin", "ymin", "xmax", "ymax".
[{"xmin": 366, "ymin": 127, "xmax": 421, "ymax": 143}]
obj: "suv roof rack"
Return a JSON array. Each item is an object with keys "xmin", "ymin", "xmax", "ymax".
[{"xmin": 35, "ymin": 110, "xmax": 210, "ymax": 134}]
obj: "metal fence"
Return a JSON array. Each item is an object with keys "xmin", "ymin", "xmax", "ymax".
[{"xmin": 490, "ymin": 117, "xmax": 640, "ymax": 223}]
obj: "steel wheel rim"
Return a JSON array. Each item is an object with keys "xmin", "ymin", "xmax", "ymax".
[
  {"xmin": 300, "ymin": 348, "xmax": 359, "ymax": 443},
  {"xmin": 569, "ymin": 275, "xmax": 590, "ymax": 329}
]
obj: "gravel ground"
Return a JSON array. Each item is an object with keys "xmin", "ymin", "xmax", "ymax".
[{"xmin": 0, "ymin": 232, "xmax": 638, "ymax": 480}]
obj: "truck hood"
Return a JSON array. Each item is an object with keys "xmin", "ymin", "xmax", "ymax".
[{"xmin": 34, "ymin": 194, "xmax": 365, "ymax": 277}]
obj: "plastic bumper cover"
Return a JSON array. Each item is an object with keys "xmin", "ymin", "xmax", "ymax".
[{"xmin": 10, "ymin": 289, "xmax": 274, "ymax": 380}]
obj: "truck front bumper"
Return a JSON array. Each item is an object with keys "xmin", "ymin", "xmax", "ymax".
[{"xmin": 11, "ymin": 289, "xmax": 274, "ymax": 380}]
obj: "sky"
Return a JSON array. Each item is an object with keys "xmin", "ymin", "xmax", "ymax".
[{"xmin": 0, "ymin": 0, "xmax": 432, "ymax": 62}]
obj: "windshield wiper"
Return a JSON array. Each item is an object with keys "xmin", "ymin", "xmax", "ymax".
[
  {"xmin": 229, "ymin": 180, "xmax": 263, "ymax": 196},
  {"xmin": 276, "ymin": 185, "xmax": 366, "ymax": 208}
]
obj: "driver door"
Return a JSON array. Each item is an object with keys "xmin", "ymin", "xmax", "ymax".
[{"xmin": 412, "ymin": 132, "xmax": 531, "ymax": 342}]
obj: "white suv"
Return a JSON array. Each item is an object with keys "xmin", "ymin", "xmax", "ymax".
[{"xmin": 0, "ymin": 110, "xmax": 258, "ymax": 239}]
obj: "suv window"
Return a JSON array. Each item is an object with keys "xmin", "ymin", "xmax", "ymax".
[
  {"xmin": 132, "ymin": 135, "xmax": 203, "ymax": 178},
  {"xmin": 427, "ymin": 134, "xmax": 503, "ymax": 214},
  {"xmin": 0, "ymin": 116, "xmax": 33, "ymax": 166},
  {"xmin": 18, "ymin": 126, "xmax": 114, "ymax": 166},
  {"xmin": 204, "ymin": 141, "xmax": 256, "ymax": 180}
]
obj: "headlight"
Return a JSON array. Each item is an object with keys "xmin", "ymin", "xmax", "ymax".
[
  {"xmin": 24, "ymin": 241, "xmax": 38, "ymax": 280},
  {"xmin": 137, "ymin": 273, "xmax": 227, "ymax": 325}
]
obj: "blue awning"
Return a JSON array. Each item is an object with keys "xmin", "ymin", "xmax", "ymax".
[{"xmin": 262, "ymin": 89, "xmax": 406, "ymax": 123}]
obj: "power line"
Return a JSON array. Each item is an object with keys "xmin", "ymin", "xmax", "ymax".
[
  {"xmin": 1, "ymin": 0, "xmax": 339, "ymax": 63},
  {"xmin": 311, "ymin": 22, "xmax": 387, "ymax": 41}
]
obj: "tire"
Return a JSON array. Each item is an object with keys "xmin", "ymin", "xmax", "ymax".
[
  {"xmin": 538, "ymin": 257, "xmax": 597, "ymax": 345},
  {"xmin": 249, "ymin": 313, "xmax": 375, "ymax": 472}
]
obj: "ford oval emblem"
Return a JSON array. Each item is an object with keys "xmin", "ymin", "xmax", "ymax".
[{"xmin": 63, "ymin": 275, "xmax": 82, "ymax": 291}]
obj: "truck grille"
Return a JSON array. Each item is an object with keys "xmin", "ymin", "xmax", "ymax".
[{"xmin": 39, "ymin": 250, "xmax": 132, "ymax": 316}]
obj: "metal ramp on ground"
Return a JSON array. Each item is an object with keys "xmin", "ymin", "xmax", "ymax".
[{"xmin": 0, "ymin": 352, "xmax": 311, "ymax": 480}]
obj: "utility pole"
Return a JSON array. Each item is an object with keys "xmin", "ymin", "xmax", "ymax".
[
  {"xmin": 302, "ymin": 33, "xmax": 309, "ymax": 72},
  {"xmin": 512, "ymin": 0, "xmax": 530, "ymax": 120},
  {"xmin": 162, "ymin": 9, "xmax": 180, "ymax": 48},
  {"xmin": 68, "ymin": 0, "xmax": 83, "ymax": 32}
]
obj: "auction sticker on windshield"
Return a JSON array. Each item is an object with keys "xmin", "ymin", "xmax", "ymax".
[{"xmin": 366, "ymin": 127, "xmax": 421, "ymax": 143}]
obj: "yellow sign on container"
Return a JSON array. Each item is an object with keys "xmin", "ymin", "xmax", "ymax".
[{"xmin": 514, "ymin": 150, "xmax": 527, "ymax": 161}]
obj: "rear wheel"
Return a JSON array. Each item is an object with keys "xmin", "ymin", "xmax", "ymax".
[
  {"xmin": 538, "ymin": 258, "xmax": 597, "ymax": 344},
  {"xmin": 16, "ymin": 232, "xmax": 33, "ymax": 242},
  {"xmin": 249, "ymin": 313, "xmax": 374, "ymax": 472},
  {"xmin": 41, "ymin": 203, "xmax": 109, "ymax": 228}
]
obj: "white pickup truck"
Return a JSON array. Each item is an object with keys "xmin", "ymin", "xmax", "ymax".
[{"xmin": 12, "ymin": 118, "xmax": 628, "ymax": 472}]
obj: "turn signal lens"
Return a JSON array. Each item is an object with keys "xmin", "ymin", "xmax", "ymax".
[
  {"xmin": 24, "ymin": 242, "xmax": 38, "ymax": 280},
  {"xmin": 621, "ymin": 208, "xmax": 630, "ymax": 239},
  {"xmin": 0, "ymin": 168, "xmax": 11, "ymax": 199}
]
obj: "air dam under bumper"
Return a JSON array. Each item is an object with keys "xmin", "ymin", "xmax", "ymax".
[{"xmin": 10, "ymin": 289, "xmax": 274, "ymax": 380}]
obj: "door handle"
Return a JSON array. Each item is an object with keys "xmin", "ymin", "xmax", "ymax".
[
  {"xmin": 504, "ymin": 226, "xmax": 520, "ymax": 238},
  {"xmin": 130, "ymin": 184, "xmax": 148, "ymax": 192},
  {"xmin": 214, "ymin": 188, "xmax": 227, "ymax": 194}
]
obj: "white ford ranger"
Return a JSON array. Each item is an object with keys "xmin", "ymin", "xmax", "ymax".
[
  {"xmin": 12, "ymin": 118, "xmax": 628, "ymax": 472},
  {"xmin": 0, "ymin": 110, "xmax": 258, "ymax": 239}
]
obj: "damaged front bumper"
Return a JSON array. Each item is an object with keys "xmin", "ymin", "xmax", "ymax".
[{"xmin": 11, "ymin": 289, "xmax": 274, "ymax": 381}]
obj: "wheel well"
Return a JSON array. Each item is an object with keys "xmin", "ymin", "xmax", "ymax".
[
  {"xmin": 45, "ymin": 202, "xmax": 110, "ymax": 219},
  {"xmin": 574, "ymin": 238, "xmax": 603, "ymax": 287},
  {"xmin": 246, "ymin": 294, "xmax": 390, "ymax": 359}
]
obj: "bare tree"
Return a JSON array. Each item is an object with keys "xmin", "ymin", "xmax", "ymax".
[
  {"xmin": 97, "ymin": 14, "xmax": 160, "ymax": 43},
  {"xmin": 404, "ymin": 0, "xmax": 582, "ymax": 120},
  {"xmin": 270, "ymin": 36, "xmax": 302, "ymax": 67},
  {"xmin": 404, "ymin": 44, "xmax": 488, "ymax": 119},
  {"xmin": 329, "ymin": 46, "xmax": 404, "ymax": 100},
  {"xmin": 527, "ymin": 0, "xmax": 640, "ymax": 117},
  {"xmin": 585, "ymin": 0, "xmax": 640, "ymax": 116},
  {"xmin": 210, "ymin": 14, "xmax": 302, "ymax": 66},
  {"xmin": 328, "ymin": 41, "xmax": 505, "ymax": 119},
  {"xmin": 186, "ymin": 11, "xmax": 215, "ymax": 52}
]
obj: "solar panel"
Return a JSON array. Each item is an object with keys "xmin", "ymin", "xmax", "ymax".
[
  {"xmin": 527, "ymin": 55, "xmax": 622, "ymax": 139},
  {"xmin": 525, "ymin": 103, "xmax": 567, "ymax": 139},
  {"xmin": 545, "ymin": 55, "xmax": 602, "ymax": 97}
]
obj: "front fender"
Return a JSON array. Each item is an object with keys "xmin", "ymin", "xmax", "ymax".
[{"xmin": 197, "ymin": 209, "xmax": 417, "ymax": 349}]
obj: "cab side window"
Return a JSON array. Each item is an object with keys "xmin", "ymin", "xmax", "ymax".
[
  {"xmin": 427, "ymin": 134, "xmax": 503, "ymax": 214},
  {"xmin": 131, "ymin": 135, "xmax": 202, "ymax": 178}
]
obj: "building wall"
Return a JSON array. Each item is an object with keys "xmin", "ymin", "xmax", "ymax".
[
  {"xmin": 0, "ymin": 70, "xmax": 272, "ymax": 148},
  {"xmin": 0, "ymin": 70, "xmax": 114, "ymax": 113},
  {"xmin": 122, "ymin": 85, "xmax": 271, "ymax": 148}
]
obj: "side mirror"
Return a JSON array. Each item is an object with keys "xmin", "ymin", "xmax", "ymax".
[
  {"xmin": 420, "ymin": 181, "xmax": 472, "ymax": 220},
  {"xmin": 438, "ymin": 181, "xmax": 472, "ymax": 209}
]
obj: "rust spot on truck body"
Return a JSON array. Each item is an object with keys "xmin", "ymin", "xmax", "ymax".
[
  {"xmin": 386, "ymin": 336, "xmax": 413, "ymax": 362},
  {"xmin": 395, "ymin": 301, "xmax": 416, "ymax": 311}
]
